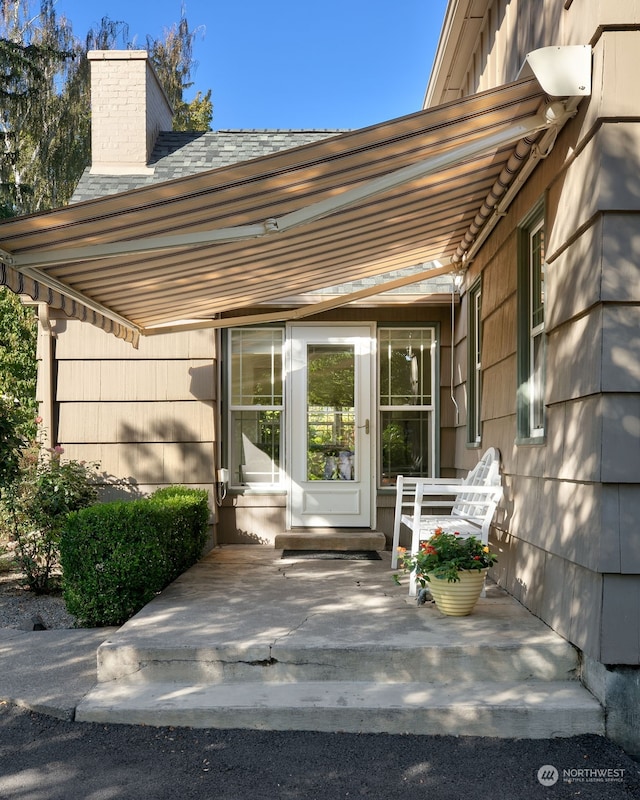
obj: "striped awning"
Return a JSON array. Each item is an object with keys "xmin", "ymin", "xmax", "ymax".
[{"xmin": 0, "ymin": 59, "xmax": 587, "ymax": 345}]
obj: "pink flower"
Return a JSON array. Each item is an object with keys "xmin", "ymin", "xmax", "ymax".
[{"xmin": 35, "ymin": 416, "xmax": 43, "ymax": 424}]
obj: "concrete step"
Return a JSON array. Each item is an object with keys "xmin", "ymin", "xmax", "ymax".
[
  {"xmin": 77, "ymin": 548, "xmax": 603, "ymax": 737},
  {"xmin": 96, "ymin": 639, "xmax": 580, "ymax": 685},
  {"xmin": 274, "ymin": 529, "xmax": 386, "ymax": 551},
  {"xmin": 75, "ymin": 678, "xmax": 605, "ymax": 737}
]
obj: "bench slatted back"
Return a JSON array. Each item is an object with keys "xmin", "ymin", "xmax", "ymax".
[{"xmin": 451, "ymin": 447, "xmax": 501, "ymax": 520}]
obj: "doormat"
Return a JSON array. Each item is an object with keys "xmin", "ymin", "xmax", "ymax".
[{"xmin": 281, "ymin": 550, "xmax": 381, "ymax": 561}]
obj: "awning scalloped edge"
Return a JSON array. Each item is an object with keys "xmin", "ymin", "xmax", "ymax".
[{"xmin": 0, "ymin": 262, "xmax": 139, "ymax": 346}]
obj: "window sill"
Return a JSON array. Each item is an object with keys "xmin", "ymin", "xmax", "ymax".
[
  {"xmin": 230, "ymin": 487, "xmax": 287, "ymax": 495},
  {"xmin": 515, "ymin": 436, "xmax": 547, "ymax": 447}
]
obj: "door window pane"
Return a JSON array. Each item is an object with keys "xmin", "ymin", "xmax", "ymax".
[{"xmin": 306, "ymin": 344, "xmax": 355, "ymax": 481}]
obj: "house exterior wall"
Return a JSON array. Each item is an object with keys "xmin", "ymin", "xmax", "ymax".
[
  {"xmin": 433, "ymin": 2, "xmax": 640, "ymax": 672},
  {"xmin": 216, "ymin": 304, "xmax": 456, "ymax": 544},
  {"xmin": 45, "ymin": 317, "xmax": 218, "ymax": 541},
  {"xmin": 42, "ymin": 304, "xmax": 456, "ymax": 549},
  {"xmin": 427, "ymin": 0, "xmax": 640, "ymax": 105}
]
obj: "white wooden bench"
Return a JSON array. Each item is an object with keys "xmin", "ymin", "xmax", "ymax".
[{"xmin": 391, "ymin": 448, "xmax": 503, "ymax": 582}]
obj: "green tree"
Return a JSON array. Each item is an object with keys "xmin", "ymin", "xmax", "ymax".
[
  {"xmin": 0, "ymin": 394, "xmax": 25, "ymax": 491},
  {"xmin": 0, "ymin": 0, "xmax": 81, "ymax": 215},
  {"xmin": 1, "ymin": 3, "xmax": 212, "ymax": 217},
  {"xmin": 147, "ymin": 16, "xmax": 212, "ymax": 132},
  {"xmin": 84, "ymin": 15, "xmax": 130, "ymax": 50},
  {"xmin": 0, "ymin": 287, "xmax": 37, "ymax": 474},
  {"xmin": 175, "ymin": 89, "xmax": 213, "ymax": 132},
  {"xmin": 0, "ymin": 2, "xmax": 210, "ymax": 432},
  {"xmin": 1, "ymin": 441, "xmax": 99, "ymax": 592}
]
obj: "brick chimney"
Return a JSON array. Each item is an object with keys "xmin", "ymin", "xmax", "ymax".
[{"xmin": 88, "ymin": 50, "xmax": 173, "ymax": 175}]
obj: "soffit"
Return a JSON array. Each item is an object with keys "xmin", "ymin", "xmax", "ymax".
[{"xmin": 424, "ymin": 0, "xmax": 491, "ymax": 108}]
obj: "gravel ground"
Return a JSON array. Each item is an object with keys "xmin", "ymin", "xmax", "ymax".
[{"xmin": 0, "ymin": 569, "xmax": 79, "ymax": 630}]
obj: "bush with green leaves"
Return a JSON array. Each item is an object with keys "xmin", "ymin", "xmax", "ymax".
[
  {"xmin": 0, "ymin": 396, "xmax": 27, "ymax": 492},
  {"xmin": 0, "ymin": 442, "xmax": 99, "ymax": 593},
  {"xmin": 60, "ymin": 487, "xmax": 209, "ymax": 627},
  {"xmin": 0, "ymin": 288, "xmax": 37, "ymax": 484}
]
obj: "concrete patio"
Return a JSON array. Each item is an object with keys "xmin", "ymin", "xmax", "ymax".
[{"xmin": 73, "ymin": 545, "xmax": 604, "ymax": 737}]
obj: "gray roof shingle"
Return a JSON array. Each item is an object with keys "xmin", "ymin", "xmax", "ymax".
[{"xmin": 70, "ymin": 129, "xmax": 345, "ymax": 203}]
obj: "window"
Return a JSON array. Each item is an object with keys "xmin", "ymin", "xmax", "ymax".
[
  {"xmin": 228, "ymin": 328, "xmax": 284, "ymax": 486},
  {"xmin": 468, "ymin": 280, "xmax": 482, "ymax": 445},
  {"xmin": 517, "ymin": 204, "xmax": 546, "ymax": 441},
  {"xmin": 378, "ymin": 327, "xmax": 436, "ymax": 484}
]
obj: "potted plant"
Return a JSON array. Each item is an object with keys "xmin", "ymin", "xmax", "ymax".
[{"xmin": 395, "ymin": 528, "xmax": 498, "ymax": 616}]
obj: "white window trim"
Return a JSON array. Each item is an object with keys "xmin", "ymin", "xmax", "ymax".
[
  {"xmin": 227, "ymin": 327, "xmax": 285, "ymax": 489},
  {"xmin": 377, "ymin": 326, "xmax": 437, "ymax": 484},
  {"xmin": 517, "ymin": 202, "xmax": 546, "ymax": 444},
  {"xmin": 528, "ymin": 219, "xmax": 545, "ymax": 439}
]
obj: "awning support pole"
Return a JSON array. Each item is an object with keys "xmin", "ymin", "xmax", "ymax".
[{"xmin": 141, "ymin": 262, "xmax": 455, "ymax": 334}]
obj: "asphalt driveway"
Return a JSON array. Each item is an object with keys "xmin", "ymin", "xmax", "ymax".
[{"xmin": 1, "ymin": 704, "xmax": 638, "ymax": 800}]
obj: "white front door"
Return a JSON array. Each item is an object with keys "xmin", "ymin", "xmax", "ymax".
[{"xmin": 288, "ymin": 324, "xmax": 373, "ymax": 528}]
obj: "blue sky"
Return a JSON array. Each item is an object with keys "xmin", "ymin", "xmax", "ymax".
[{"xmin": 53, "ymin": 0, "xmax": 449, "ymax": 130}]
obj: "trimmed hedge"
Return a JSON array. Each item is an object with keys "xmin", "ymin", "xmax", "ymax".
[{"xmin": 60, "ymin": 487, "xmax": 209, "ymax": 627}]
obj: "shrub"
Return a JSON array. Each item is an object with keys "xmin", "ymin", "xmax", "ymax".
[
  {"xmin": 60, "ymin": 487, "xmax": 209, "ymax": 627},
  {"xmin": 0, "ymin": 396, "xmax": 28, "ymax": 492},
  {"xmin": 0, "ymin": 441, "xmax": 99, "ymax": 593}
]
